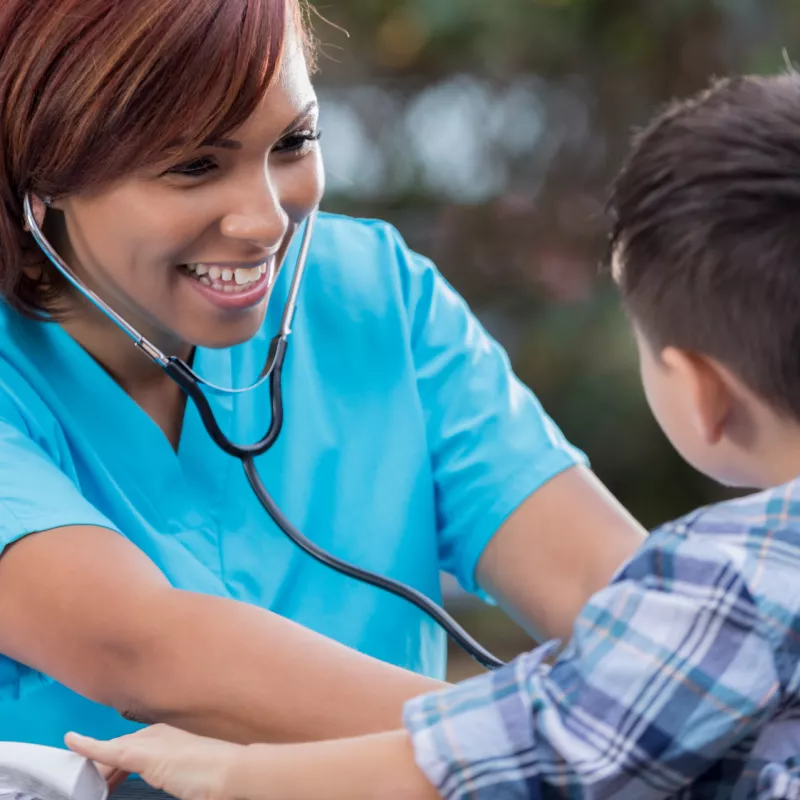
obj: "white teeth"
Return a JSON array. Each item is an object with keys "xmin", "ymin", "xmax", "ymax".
[
  {"xmin": 234, "ymin": 266, "xmax": 261, "ymax": 285},
  {"xmin": 184, "ymin": 262, "xmax": 267, "ymax": 293}
]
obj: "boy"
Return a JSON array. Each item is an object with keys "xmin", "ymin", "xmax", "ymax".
[{"xmin": 67, "ymin": 72, "xmax": 800, "ymax": 799}]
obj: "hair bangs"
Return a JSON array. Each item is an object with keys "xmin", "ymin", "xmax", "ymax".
[
  {"xmin": 134, "ymin": 0, "xmax": 291, "ymax": 163},
  {"xmin": 30, "ymin": 0, "xmax": 294, "ymax": 193}
]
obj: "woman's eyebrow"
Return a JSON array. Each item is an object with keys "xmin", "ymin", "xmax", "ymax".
[
  {"xmin": 202, "ymin": 100, "xmax": 320, "ymax": 150},
  {"xmin": 279, "ymin": 99, "xmax": 319, "ymax": 135}
]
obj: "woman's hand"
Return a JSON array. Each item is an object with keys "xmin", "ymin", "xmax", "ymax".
[{"xmin": 65, "ymin": 725, "xmax": 242, "ymax": 800}]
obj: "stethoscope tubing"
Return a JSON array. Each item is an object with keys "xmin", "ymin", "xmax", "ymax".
[{"xmin": 22, "ymin": 193, "xmax": 506, "ymax": 670}]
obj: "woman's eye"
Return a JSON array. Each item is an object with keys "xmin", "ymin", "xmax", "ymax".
[
  {"xmin": 166, "ymin": 156, "xmax": 219, "ymax": 177},
  {"xmin": 275, "ymin": 129, "xmax": 322, "ymax": 156},
  {"xmin": 161, "ymin": 130, "xmax": 321, "ymax": 177}
]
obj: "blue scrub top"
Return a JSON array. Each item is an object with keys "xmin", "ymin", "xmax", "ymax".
[{"xmin": 0, "ymin": 214, "xmax": 585, "ymax": 746}]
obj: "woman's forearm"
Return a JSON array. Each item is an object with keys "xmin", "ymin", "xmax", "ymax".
[
  {"xmin": 127, "ymin": 588, "xmax": 447, "ymax": 744},
  {"xmin": 477, "ymin": 466, "xmax": 645, "ymax": 641},
  {"xmin": 226, "ymin": 731, "xmax": 439, "ymax": 800}
]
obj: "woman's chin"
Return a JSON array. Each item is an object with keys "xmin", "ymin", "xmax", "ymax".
[
  {"xmin": 171, "ymin": 275, "xmax": 274, "ymax": 350},
  {"xmin": 180, "ymin": 309, "xmax": 268, "ymax": 351}
]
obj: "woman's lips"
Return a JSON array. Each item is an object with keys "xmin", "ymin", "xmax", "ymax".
[{"xmin": 178, "ymin": 258, "xmax": 274, "ymax": 310}]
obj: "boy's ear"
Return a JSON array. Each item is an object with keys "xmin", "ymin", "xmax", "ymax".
[{"xmin": 662, "ymin": 346, "xmax": 731, "ymax": 445}]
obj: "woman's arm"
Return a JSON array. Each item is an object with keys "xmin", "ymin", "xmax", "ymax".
[
  {"xmin": 0, "ymin": 524, "xmax": 445, "ymax": 744},
  {"xmin": 392, "ymin": 231, "xmax": 645, "ymax": 645},
  {"xmin": 476, "ymin": 465, "xmax": 646, "ymax": 642}
]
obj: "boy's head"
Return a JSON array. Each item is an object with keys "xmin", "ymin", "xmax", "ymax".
[{"xmin": 609, "ymin": 72, "xmax": 800, "ymax": 489}]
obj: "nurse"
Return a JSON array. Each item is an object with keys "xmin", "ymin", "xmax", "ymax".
[{"xmin": 0, "ymin": 0, "xmax": 644, "ymax": 750}]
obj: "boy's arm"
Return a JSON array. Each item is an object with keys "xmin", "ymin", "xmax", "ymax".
[
  {"xmin": 67, "ymin": 726, "xmax": 438, "ymax": 800},
  {"xmin": 67, "ymin": 527, "xmax": 782, "ymax": 800},
  {"xmin": 404, "ymin": 528, "xmax": 781, "ymax": 799},
  {"xmin": 230, "ymin": 731, "xmax": 438, "ymax": 800}
]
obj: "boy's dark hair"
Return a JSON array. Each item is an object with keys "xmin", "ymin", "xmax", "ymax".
[{"xmin": 609, "ymin": 71, "xmax": 800, "ymax": 420}]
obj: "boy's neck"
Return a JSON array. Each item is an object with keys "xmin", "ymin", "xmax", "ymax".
[{"xmin": 738, "ymin": 414, "xmax": 800, "ymax": 489}]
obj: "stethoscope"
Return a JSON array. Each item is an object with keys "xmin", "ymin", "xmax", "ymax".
[{"xmin": 23, "ymin": 194, "xmax": 506, "ymax": 670}]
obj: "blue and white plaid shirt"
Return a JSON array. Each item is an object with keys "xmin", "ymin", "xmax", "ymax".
[{"xmin": 404, "ymin": 480, "xmax": 800, "ymax": 799}]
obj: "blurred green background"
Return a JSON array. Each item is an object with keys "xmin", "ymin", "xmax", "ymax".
[{"xmin": 307, "ymin": 0, "xmax": 800, "ymax": 679}]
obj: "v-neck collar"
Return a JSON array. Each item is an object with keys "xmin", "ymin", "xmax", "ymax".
[
  {"xmin": 7, "ymin": 313, "xmax": 240, "ymax": 514},
  {"xmin": 1, "ymin": 228, "xmax": 296, "ymax": 521}
]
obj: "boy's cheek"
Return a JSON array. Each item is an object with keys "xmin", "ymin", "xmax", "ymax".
[{"xmin": 641, "ymin": 363, "xmax": 705, "ymax": 471}]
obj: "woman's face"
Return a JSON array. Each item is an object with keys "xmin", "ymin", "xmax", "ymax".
[{"xmin": 47, "ymin": 39, "xmax": 324, "ymax": 352}]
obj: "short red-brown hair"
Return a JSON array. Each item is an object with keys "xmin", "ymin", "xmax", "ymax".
[{"xmin": 0, "ymin": 0, "xmax": 311, "ymax": 316}]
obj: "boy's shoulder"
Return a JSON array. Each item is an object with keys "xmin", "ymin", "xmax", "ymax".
[
  {"xmin": 660, "ymin": 478, "xmax": 800, "ymax": 548},
  {"xmin": 622, "ymin": 478, "xmax": 800, "ymax": 613}
]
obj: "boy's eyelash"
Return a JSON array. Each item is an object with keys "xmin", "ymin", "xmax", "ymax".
[{"xmin": 165, "ymin": 129, "xmax": 322, "ymax": 177}]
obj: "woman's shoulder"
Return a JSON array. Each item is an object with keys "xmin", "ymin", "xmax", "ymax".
[
  {"xmin": 0, "ymin": 305, "xmax": 71, "ymax": 439},
  {"xmin": 308, "ymin": 213, "xmax": 425, "ymax": 279},
  {"xmin": 303, "ymin": 213, "xmax": 435, "ymax": 313},
  {"xmin": 310, "ymin": 211, "xmax": 405, "ymax": 249}
]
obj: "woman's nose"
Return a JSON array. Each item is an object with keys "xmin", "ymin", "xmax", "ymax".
[{"xmin": 219, "ymin": 182, "xmax": 289, "ymax": 249}]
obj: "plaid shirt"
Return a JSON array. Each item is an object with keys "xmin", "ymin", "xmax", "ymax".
[{"xmin": 404, "ymin": 479, "xmax": 800, "ymax": 799}]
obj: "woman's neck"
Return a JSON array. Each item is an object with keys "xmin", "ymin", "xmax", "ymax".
[{"xmin": 60, "ymin": 298, "xmax": 192, "ymax": 449}]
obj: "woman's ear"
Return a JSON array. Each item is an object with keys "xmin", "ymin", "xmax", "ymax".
[
  {"xmin": 22, "ymin": 195, "xmax": 49, "ymax": 233},
  {"xmin": 661, "ymin": 346, "xmax": 731, "ymax": 445}
]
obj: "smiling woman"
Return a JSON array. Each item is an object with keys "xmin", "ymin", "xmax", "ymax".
[
  {"xmin": 2, "ymin": 0, "xmax": 322, "ymax": 354},
  {"xmin": 0, "ymin": 0, "xmax": 643, "ymax": 779}
]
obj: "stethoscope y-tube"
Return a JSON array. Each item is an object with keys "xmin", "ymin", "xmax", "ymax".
[{"xmin": 23, "ymin": 194, "xmax": 506, "ymax": 670}]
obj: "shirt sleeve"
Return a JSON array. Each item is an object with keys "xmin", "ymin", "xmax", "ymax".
[
  {"xmin": 404, "ymin": 528, "xmax": 780, "ymax": 799},
  {"xmin": 399, "ymin": 237, "xmax": 587, "ymax": 594},
  {"xmin": 0, "ymin": 388, "xmax": 121, "ymax": 699},
  {"xmin": 757, "ymin": 761, "xmax": 800, "ymax": 799},
  {"xmin": 0, "ymin": 400, "xmax": 119, "ymax": 555}
]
